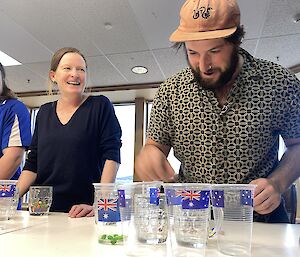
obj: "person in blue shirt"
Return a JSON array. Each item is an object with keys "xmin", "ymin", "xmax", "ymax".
[
  {"xmin": 17, "ymin": 47, "xmax": 122, "ymax": 218},
  {"xmin": 0, "ymin": 62, "xmax": 31, "ymax": 180}
]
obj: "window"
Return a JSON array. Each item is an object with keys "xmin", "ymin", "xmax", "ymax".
[
  {"xmin": 278, "ymin": 136, "xmax": 286, "ymax": 160},
  {"xmin": 114, "ymin": 104, "xmax": 135, "ymax": 182}
]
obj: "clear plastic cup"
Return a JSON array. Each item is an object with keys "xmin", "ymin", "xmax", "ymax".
[
  {"xmin": 28, "ymin": 186, "xmax": 52, "ymax": 215},
  {"xmin": 5, "ymin": 180, "xmax": 19, "ymax": 219},
  {"xmin": 0, "ymin": 180, "xmax": 18, "ymax": 223},
  {"xmin": 211, "ymin": 184, "xmax": 256, "ymax": 256},
  {"xmin": 164, "ymin": 183, "xmax": 212, "ymax": 257},
  {"xmin": 93, "ymin": 183, "xmax": 124, "ymax": 245},
  {"xmin": 118, "ymin": 182, "xmax": 167, "ymax": 256}
]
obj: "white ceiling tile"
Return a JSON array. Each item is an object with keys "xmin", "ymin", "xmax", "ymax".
[
  {"xmin": 86, "ymin": 55, "xmax": 127, "ymax": 87},
  {"xmin": 0, "ymin": 10, "xmax": 52, "ymax": 63},
  {"xmin": 24, "ymin": 62, "xmax": 51, "ymax": 81},
  {"xmin": 5, "ymin": 65, "xmax": 48, "ymax": 92},
  {"xmin": 128, "ymin": 0, "xmax": 184, "ymax": 49},
  {"xmin": 107, "ymin": 51, "xmax": 164, "ymax": 84},
  {"xmin": 62, "ymin": 0, "xmax": 149, "ymax": 54},
  {"xmin": 255, "ymin": 34, "xmax": 300, "ymax": 68},
  {"xmin": 241, "ymin": 39, "xmax": 259, "ymax": 56},
  {"xmin": 237, "ymin": 0, "xmax": 272, "ymax": 39},
  {"xmin": 0, "ymin": 0, "xmax": 102, "ymax": 57},
  {"xmin": 262, "ymin": 0, "xmax": 300, "ymax": 37},
  {"xmin": 152, "ymin": 47, "xmax": 187, "ymax": 79}
]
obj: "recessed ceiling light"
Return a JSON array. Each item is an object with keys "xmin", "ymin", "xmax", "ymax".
[
  {"xmin": 0, "ymin": 50, "xmax": 21, "ymax": 66},
  {"xmin": 104, "ymin": 22, "xmax": 113, "ymax": 30},
  {"xmin": 131, "ymin": 66, "xmax": 148, "ymax": 74},
  {"xmin": 293, "ymin": 13, "xmax": 300, "ymax": 23}
]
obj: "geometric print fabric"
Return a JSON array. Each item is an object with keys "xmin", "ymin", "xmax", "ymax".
[{"xmin": 148, "ymin": 48, "xmax": 300, "ymax": 184}]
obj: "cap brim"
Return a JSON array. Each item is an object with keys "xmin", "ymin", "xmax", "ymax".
[{"xmin": 169, "ymin": 27, "xmax": 237, "ymax": 42}]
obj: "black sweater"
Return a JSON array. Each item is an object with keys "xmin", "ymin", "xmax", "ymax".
[{"xmin": 24, "ymin": 95, "xmax": 122, "ymax": 212}]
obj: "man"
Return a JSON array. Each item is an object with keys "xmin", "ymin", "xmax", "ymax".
[
  {"xmin": 135, "ymin": 0, "xmax": 300, "ymax": 223},
  {"xmin": 0, "ymin": 62, "xmax": 31, "ymax": 180}
]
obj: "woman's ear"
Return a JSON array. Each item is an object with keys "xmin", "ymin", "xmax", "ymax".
[{"xmin": 49, "ymin": 70, "xmax": 56, "ymax": 83}]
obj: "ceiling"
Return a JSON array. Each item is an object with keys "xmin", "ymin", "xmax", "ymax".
[{"xmin": 0, "ymin": 0, "xmax": 299, "ymax": 95}]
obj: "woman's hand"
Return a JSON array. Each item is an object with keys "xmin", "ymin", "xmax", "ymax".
[{"xmin": 68, "ymin": 204, "xmax": 94, "ymax": 218}]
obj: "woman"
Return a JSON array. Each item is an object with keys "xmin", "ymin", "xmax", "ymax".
[
  {"xmin": 17, "ymin": 47, "xmax": 122, "ymax": 218},
  {"xmin": 0, "ymin": 62, "xmax": 31, "ymax": 180}
]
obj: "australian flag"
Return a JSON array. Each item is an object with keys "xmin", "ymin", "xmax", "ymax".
[
  {"xmin": 98, "ymin": 198, "xmax": 121, "ymax": 222},
  {"xmin": 211, "ymin": 190, "xmax": 224, "ymax": 208},
  {"xmin": 118, "ymin": 189, "xmax": 126, "ymax": 207},
  {"xmin": 117, "ymin": 190, "xmax": 132, "ymax": 221},
  {"xmin": 165, "ymin": 188, "xmax": 182, "ymax": 206},
  {"xmin": 240, "ymin": 190, "xmax": 253, "ymax": 207},
  {"xmin": 181, "ymin": 190, "xmax": 210, "ymax": 209},
  {"xmin": 149, "ymin": 187, "xmax": 160, "ymax": 205},
  {"xmin": 0, "ymin": 184, "xmax": 16, "ymax": 197}
]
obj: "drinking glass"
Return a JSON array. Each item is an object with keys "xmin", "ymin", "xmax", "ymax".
[
  {"xmin": 211, "ymin": 184, "xmax": 256, "ymax": 256},
  {"xmin": 118, "ymin": 182, "xmax": 167, "ymax": 256},
  {"xmin": 164, "ymin": 183, "xmax": 212, "ymax": 257},
  {"xmin": 28, "ymin": 186, "xmax": 52, "ymax": 215}
]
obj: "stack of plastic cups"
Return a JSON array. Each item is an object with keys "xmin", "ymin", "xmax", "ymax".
[
  {"xmin": 211, "ymin": 184, "xmax": 256, "ymax": 257},
  {"xmin": 0, "ymin": 180, "xmax": 19, "ymax": 228},
  {"xmin": 118, "ymin": 181, "xmax": 167, "ymax": 256},
  {"xmin": 8, "ymin": 180, "xmax": 19, "ymax": 219},
  {"xmin": 164, "ymin": 183, "xmax": 212, "ymax": 257},
  {"xmin": 93, "ymin": 183, "xmax": 124, "ymax": 245}
]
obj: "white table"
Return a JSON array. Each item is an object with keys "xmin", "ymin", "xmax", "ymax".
[{"xmin": 0, "ymin": 211, "xmax": 299, "ymax": 257}]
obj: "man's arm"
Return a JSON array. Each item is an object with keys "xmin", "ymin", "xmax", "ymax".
[
  {"xmin": 0, "ymin": 147, "xmax": 25, "ymax": 179},
  {"xmin": 135, "ymin": 138, "xmax": 175, "ymax": 181},
  {"xmin": 251, "ymin": 138, "xmax": 300, "ymax": 214}
]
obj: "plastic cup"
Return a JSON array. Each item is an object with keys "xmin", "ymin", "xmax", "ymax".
[
  {"xmin": 211, "ymin": 184, "xmax": 256, "ymax": 256},
  {"xmin": 93, "ymin": 183, "xmax": 124, "ymax": 245},
  {"xmin": 0, "ymin": 180, "xmax": 18, "ymax": 222},
  {"xmin": 118, "ymin": 182, "xmax": 167, "ymax": 256},
  {"xmin": 28, "ymin": 186, "xmax": 52, "ymax": 215},
  {"xmin": 164, "ymin": 183, "xmax": 212, "ymax": 257}
]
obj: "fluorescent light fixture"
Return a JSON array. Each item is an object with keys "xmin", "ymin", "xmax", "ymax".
[
  {"xmin": 0, "ymin": 50, "xmax": 21, "ymax": 66},
  {"xmin": 131, "ymin": 66, "xmax": 148, "ymax": 74}
]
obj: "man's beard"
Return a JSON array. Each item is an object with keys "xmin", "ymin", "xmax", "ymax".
[{"xmin": 188, "ymin": 48, "xmax": 239, "ymax": 90}]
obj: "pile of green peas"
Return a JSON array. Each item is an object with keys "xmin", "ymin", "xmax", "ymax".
[{"xmin": 98, "ymin": 234, "xmax": 125, "ymax": 245}]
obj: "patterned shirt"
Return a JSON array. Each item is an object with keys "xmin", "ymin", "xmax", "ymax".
[{"xmin": 148, "ymin": 49, "xmax": 300, "ymax": 184}]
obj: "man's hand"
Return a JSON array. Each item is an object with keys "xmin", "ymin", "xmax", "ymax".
[
  {"xmin": 250, "ymin": 178, "xmax": 281, "ymax": 215},
  {"xmin": 135, "ymin": 143, "xmax": 175, "ymax": 182},
  {"xmin": 68, "ymin": 204, "xmax": 94, "ymax": 218}
]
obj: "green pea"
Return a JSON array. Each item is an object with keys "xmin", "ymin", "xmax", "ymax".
[
  {"xmin": 116, "ymin": 235, "xmax": 124, "ymax": 241},
  {"xmin": 100, "ymin": 234, "xmax": 107, "ymax": 240},
  {"xmin": 110, "ymin": 239, "xmax": 117, "ymax": 245}
]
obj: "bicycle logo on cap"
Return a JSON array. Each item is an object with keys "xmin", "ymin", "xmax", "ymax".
[{"xmin": 193, "ymin": 6, "xmax": 212, "ymax": 19}]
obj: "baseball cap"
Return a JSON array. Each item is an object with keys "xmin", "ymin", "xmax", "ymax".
[{"xmin": 170, "ymin": 0, "xmax": 240, "ymax": 42}]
